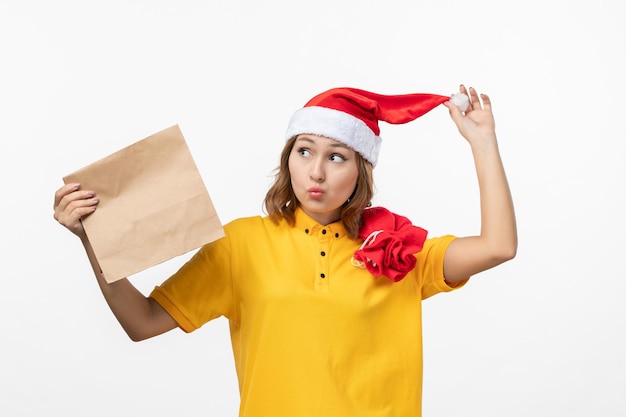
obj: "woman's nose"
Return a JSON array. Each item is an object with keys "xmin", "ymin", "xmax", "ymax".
[{"xmin": 309, "ymin": 158, "xmax": 325, "ymax": 182}]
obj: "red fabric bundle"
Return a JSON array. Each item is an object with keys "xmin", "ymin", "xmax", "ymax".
[{"xmin": 353, "ymin": 207, "xmax": 428, "ymax": 282}]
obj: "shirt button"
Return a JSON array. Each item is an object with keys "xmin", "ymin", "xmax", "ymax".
[
  {"xmin": 322, "ymin": 229, "xmax": 327, "ymax": 234},
  {"xmin": 320, "ymin": 273, "xmax": 326, "ymax": 278},
  {"xmin": 305, "ymin": 229, "xmax": 309, "ymax": 234},
  {"xmin": 320, "ymin": 251, "xmax": 326, "ymax": 256}
]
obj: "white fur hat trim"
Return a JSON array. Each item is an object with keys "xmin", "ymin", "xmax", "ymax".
[{"xmin": 285, "ymin": 106, "xmax": 382, "ymax": 166}]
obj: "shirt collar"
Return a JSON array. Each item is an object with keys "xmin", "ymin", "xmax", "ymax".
[{"xmin": 293, "ymin": 208, "xmax": 347, "ymax": 239}]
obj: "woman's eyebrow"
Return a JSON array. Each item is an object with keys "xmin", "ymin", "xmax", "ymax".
[
  {"xmin": 329, "ymin": 142, "xmax": 351, "ymax": 150},
  {"xmin": 295, "ymin": 136, "xmax": 315, "ymax": 144},
  {"xmin": 295, "ymin": 136, "xmax": 351, "ymax": 150}
]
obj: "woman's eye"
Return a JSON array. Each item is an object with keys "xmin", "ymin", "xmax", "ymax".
[
  {"xmin": 330, "ymin": 154, "xmax": 346, "ymax": 163},
  {"xmin": 298, "ymin": 148, "xmax": 311, "ymax": 157}
]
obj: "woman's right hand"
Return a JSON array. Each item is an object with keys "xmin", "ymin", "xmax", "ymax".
[{"xmin": 53, "ymin": 183, "xmax": 99, "ymax": 238}]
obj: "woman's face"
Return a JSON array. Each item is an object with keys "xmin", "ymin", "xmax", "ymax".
[{"xmin": 288, "ymin": 134, "xmax": 359, "ymax": 225}]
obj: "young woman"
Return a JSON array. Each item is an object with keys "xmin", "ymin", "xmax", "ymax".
[{"xmin": 54, "ymin": 85, "xmax": 517, "ymax": 416}]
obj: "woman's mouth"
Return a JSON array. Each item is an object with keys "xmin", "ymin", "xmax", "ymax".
[{"xmin": 307, "ymin": 187, "xmax": 324, "ymax": 199}]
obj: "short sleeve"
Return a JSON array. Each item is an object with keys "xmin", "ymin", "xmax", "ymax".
[
  {"xmin": 150, "ymin": 233, "xmax": 234, "ymax": 333},
  {"xmin": 415, "ymin": 235, "xmax": 469, "ymax": 300}
]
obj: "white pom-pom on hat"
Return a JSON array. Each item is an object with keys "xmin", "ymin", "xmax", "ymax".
[{"xmin": 449, "ymin": 93, "xmax": 470, "ymax": 112}]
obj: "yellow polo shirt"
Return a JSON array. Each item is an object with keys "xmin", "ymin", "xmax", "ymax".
[{"xmin": 150, "ymin": 209, "xmax": 466, "ymax": 417}]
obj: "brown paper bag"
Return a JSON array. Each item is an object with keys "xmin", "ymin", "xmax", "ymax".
[{"xmin": 63, "ymin": 124, "xmax": 224, "ymax": 283}]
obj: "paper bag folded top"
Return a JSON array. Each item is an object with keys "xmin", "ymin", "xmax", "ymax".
[{"xmin": 63, "ymin": 124, "xmax": 224, "ymax": 283}]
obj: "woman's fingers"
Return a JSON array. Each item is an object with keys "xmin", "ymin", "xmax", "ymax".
[
  {"xmin": 468, "ymin": 87, "xmax": 482, "ymax": 111},
  {"xmin": 480, "ymin": 93, "xmax": 492, "ymax": 112},
  {"xmin": 54, "ymin": 183, "xmax": 80, "ymax": 209},
  {"xmin": 54, "ymin": 185, "xmax": 96, "ymax": 216},
  {"xmin": 53, "ymin": 183, "xmax": 99, "ymax": 235}
]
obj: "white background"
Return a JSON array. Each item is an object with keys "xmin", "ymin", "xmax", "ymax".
[{"xmin": 1, "ymin": 1, "xmax": 624, "ymax": 416}]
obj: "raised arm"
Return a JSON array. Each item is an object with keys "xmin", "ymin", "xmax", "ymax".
[
  {"xmin": 53, "ymin": 183, "xmax": 178, "ymax": 341},
  {"xmin": 441, "ymin": 86, "xmax": 517, "ymax": 284}
]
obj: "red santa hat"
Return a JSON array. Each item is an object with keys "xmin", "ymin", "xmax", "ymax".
[{"xmin": 285, "ymin": 87, "xmax": 469, "ymax": 166}]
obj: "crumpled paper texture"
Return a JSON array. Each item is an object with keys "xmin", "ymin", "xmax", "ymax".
[{"xmin": 63, "ymin": 125, "xmax": 224, "ymax": 283}]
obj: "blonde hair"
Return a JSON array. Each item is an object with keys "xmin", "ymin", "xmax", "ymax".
[{"xmin": 264, "ymin": 136, "xmax": 374, "ymax": 239}]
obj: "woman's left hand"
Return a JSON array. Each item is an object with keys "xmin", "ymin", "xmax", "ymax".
[
  {"xmin": 441, "ymin": 84, "xmax": 517, "ymax": 285},
  {"xmin": 444, "ymin": 85, "xmax": 496, "ymax": 146}
]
